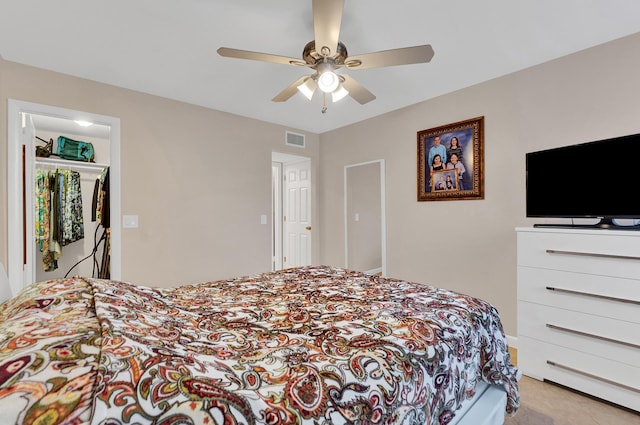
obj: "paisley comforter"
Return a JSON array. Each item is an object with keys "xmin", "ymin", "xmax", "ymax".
[{"xmin": 0, "ymin": 266, "xmax": 519, "ymax": 424}]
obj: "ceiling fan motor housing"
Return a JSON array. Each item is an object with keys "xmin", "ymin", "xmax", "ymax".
[{"xmin": 303, "ymin": 40, "xmax": 348, "ymax": 65}]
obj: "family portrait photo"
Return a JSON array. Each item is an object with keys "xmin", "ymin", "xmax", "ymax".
[{"xmin": 417, "ymin": 116, "xmax": 484, "ymax": 201}]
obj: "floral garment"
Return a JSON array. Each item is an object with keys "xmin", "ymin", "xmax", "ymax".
[{"xmin": 34, "ymin": 169, "xmax": 84, "ymax": 271}]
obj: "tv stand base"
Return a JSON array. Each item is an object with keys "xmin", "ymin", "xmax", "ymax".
[{"xmin": 533, "ymin": 218, "xmax": 640, "ymax": 231}]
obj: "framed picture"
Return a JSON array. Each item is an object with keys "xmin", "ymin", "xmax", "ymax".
[{"xmin": 417, "ymin": 116, "xmax": 484, "ymax": 201}]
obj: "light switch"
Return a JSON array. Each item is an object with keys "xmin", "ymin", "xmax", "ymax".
[
  {"xmin": 354, "ymin": 213, "xmax": 360, "ymax": 222},
  {"xmin": 260, "ymin": 214, "xmax": 267, "ymax": 225},
  {"xmin": 123, "ymin": 215, "xmax": 139, "ymax": 228}
]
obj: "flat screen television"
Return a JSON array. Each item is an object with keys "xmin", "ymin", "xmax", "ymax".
[{"xmin": 526, "ymin": 132, "xmax": 640, "ymax": 230}]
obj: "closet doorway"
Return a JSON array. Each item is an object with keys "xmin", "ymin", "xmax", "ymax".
[
  {"xmin": 344, "ymin": 160, "xmax": 386, "ymax": 276},
  {"xmin": 272, "ymin": 152, "xmax": 312, "ymax": 271},
  {"xmin": 7, "ymin": 100, "xmax": 121, "ymax": 296}
]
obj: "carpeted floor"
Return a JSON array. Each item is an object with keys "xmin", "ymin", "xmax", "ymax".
[
  {"xmin": 504, "ymin": 349, "xmax": 640, "ymax": 424},
  {"xmin": 505, "ymin": 376, "xmax": 640, "ymax": 424}
]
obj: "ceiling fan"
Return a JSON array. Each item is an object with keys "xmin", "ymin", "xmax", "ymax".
[{"xmin": 217, "ymin": 0, "xmax": 434, "ymax": 111}]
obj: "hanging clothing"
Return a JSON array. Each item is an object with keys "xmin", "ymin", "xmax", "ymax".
[
  {"xmin": 34, "ymin": 168, "xmax": 85, "ymax": 271},
  {"xmin": 60, "ymin": 169, "xmax": 85, "ymax": 245},
  {"xmin": 34, "ymin": 171, "xmax": 50, "ymax": 252},
  {"xmin": 92, "ymin": 166, "xmax": 111, "ymax": 279},
  {"xmin": 92, "ymin": 167, "xmax": 110, "ymax": 229},
  {"xmin": 35, "ymin": 170, "xmax": 57, "ymax": 271}
]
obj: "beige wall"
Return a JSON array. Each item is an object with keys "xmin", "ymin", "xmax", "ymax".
[
  {"xmin": 319, "ymin": 32, "xmax": 640, "ymax": 336},
  {"xmin": 0, "ymin": 59, "xmax": 320, "ymax": 287}
]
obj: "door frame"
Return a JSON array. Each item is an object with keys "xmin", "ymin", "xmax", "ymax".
[
  {"xmin": 271, "ymin": 152, "xmax": 311, "ymax": 270},
  {"xmin": 271, "ymin": 161, "xmax": 283, "ymax": 270},
  {"xmin": 7, "ymin": 99, "xmax": 121, "ymax": 294}
]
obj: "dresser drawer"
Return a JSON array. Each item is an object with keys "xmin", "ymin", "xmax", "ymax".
[
  {"xmin": 518, "ymin": 267, "xmax": 640, "ymax": 323},
  {"xmin": 519, "ymin": 336, "xmax": 640, "ymax": 412},
  {"xmin": 517, "ymin": 229, "xmax": 640, "ymax": 279},
  {"xmin": 518, "ymin": 302, "xmax": 640, "ymax": 367}
]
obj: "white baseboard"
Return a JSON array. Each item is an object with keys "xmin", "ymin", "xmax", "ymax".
[{"xmin": 506, "ymin": 334, "xmax": 517, "ymax": 349}]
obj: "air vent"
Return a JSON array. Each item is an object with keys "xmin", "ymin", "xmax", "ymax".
[{"xmin": 285, "ymin": 131, "xmax": 305, "ymax": 148}]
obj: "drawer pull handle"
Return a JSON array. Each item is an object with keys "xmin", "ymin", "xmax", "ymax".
[
  {"xmin": 546, "ymin": 361, "xmax": 640, "ymax": 394},
  {"xmin": 545, "ymin": 286, "xmax": 640, "ymax": 305},
  {"xmin": 546, "ymin": 324, "xmax": 640, "ymax": 349},
  {"xmin": 545, "ymin": 249, "xmax": 640, "ymax": 261}
]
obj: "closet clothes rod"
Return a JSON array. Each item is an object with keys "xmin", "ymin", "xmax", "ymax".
[{"xmin": 35, "ymin": 157, "xmax": 109, "ymax": 172}]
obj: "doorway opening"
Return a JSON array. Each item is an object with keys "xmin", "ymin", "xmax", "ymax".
[
  {"xmin": 344, "ymin": 159, "xmax": 386, "ymax": 276},
  {"xmin": 7, "ymin": 100, "xmax": 121, "ymax": 295},
  {"xmin": 272, "ymin": 152, "xmax": 312, "ymax": 271}
]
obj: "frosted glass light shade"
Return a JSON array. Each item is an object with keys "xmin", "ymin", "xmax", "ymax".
[
  {"xmin": 318, "ymin": 71, "xmax": 339, "ymax": 93},
  {"xmin": 297, "ymin": 78, "xmax": 317, "ymax": 100},
  {"xmin": 331, "ymin": 85, "xmax": 349, "ymax": 102}
]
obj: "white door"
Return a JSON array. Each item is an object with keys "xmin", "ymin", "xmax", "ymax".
[
  {"xmin": 283, "ymin": 159, "xmax": 312, "ymax": 268},
  {"xmin": 8, "ymin": 110, "xmax": 36, "ymax": 293}
]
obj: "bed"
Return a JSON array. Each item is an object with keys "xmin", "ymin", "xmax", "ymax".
[{"xmin": 0, "ymin": 266, "xmax": 519, "ymax": 424}]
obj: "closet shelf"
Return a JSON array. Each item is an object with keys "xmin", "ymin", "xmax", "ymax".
[{"xmin": 35, "ymin": 157, "xmax": 109, "ymax": 172}]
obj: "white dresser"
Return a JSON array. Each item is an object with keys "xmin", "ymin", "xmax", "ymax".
[{"xmin": 516, "ymin": 227, "xmax": 640, "ymax": 411}]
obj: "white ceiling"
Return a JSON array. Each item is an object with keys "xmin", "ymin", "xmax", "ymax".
[{"xmin": 2, "ymin": 0, "xmax": 639, "ymax": 134}]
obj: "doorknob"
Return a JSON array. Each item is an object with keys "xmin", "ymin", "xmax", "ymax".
[{"xmin": 305, "ymin": 226, "xmax": 312, "ymax": 231}]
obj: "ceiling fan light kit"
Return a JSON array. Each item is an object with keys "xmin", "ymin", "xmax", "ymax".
[{"xmin": 217, "ymin": 0, "xmax": 434, "ymax": 112}]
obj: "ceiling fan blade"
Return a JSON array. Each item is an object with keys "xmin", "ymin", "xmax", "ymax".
[
  {"xmin": 341, "ymin": 74, "xmax": 376, "ymax": 105},
  {"xmin": 217, "ymin": 47, "xmax": 305, "ymax": 66},
  {"xmin": 347, "ymin": 45, "xmax": 435, "ymax": 70},
  {"xmin": 312, "ymin": 0, "xmax": 343, "ymax": 57},
  {"xmin": 272, "ymin": 75, "xmax": 313, "ymax": 102}
]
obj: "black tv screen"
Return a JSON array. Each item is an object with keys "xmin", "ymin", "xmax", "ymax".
[{"xmin": 526, "ymin": 132, "xmax": 640, "ymax": 227}]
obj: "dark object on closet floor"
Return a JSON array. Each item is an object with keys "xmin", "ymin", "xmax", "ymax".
[
  {"xmin": 35, "ymin": 136, "xmax": 54, "ymax": 157},
  {"xmin": 99, "ymin": 230, "xmax": 110, "ymax": 279},
  {"xmin": 64, "ymin": 226, "xmax": 109, "ymax": 279}
]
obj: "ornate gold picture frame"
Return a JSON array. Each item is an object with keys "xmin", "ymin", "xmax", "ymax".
[{"xmin": 417, "ymin": 116, "xmax": 484, "ymax": 201}]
